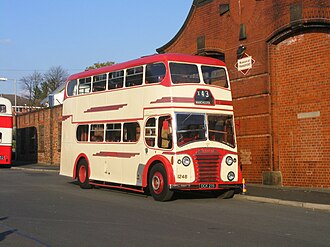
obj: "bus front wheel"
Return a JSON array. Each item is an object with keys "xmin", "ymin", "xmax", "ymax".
[
  {"xmin": 77, "ymin": 159, "xmax": 92, "ymax": 189},
  {"xmin": 148, "ymin": 163, "xmax": 174, "ymax": 202}
]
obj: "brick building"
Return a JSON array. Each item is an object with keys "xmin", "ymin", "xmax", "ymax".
[
  {"xmin": 157, "ymin": 0, "xmax": 330, "ymax": 187},
  {"xmin": 15, "ymin": 0, "xmax": 329, "ymax": 188},
  {"xmin": 16, "ymin": 105, "xmax": 62, "ymax": 165}
]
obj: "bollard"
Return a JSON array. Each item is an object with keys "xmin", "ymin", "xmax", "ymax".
[{"xmin": 242, "ymin": 178, "xmax": 247, "ymax": 194}]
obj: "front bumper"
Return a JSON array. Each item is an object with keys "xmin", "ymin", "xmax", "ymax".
[{"xmin": 169, "ymin": 183, "xmax": 243, "ymax": 193}]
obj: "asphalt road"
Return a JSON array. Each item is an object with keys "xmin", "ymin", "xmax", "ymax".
[{"xmin": 0, "ymin": 168, "xmax": 329, "ymax": 247}]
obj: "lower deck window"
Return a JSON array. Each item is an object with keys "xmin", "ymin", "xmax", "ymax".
[
  {"xmin": 90, "ymin": 124, "xmax": 104, "ymax": 142},
  {"xmin": 123, "ymin": 122, "xmax": 140, "ymax": 142},
  {"xmin": 106, "ymin": 123, "xmax": 121, "ymax": 142},
  {"xmin": 77, "ymin": 125, "xmax": 89, "ymax": 142}
]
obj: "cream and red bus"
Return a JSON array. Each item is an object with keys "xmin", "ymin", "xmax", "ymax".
[
  {"xmin": 60, "ymin": 54, "xmax": 242, "ymax": 201},
  {"xmin": 0, "ymin": 97, "xmax": 12, "ymax": 166}
]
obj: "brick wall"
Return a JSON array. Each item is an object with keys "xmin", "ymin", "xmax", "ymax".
[
  {"xmin": 270, "ymin": 32, "xmax": 330, "ymax": 187},
  {"xmin": 159, "ymin": 0, "xmax": 330, "ymax": 187},
  {"xmin": 16, "ymin": 105, "xmax": 62, "ymax": 165}
]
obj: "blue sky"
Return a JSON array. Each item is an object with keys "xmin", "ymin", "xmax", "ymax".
[{"xmin": 0, "ymin": 0, "xmax": 192, "ymax": 95}]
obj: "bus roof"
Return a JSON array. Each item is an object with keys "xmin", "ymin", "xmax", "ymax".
[
  {"xmin": 0, "ymin": 96, "xmax": 12, "ymax": 107},
  {"xmin": 0, "ymin": 96, "xmax": 12, "ymax": 114},
  {"xmin": 67, "ymin": 53, "xmax": 226, "ymax": 81}
]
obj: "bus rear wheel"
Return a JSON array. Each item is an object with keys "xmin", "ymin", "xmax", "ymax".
[
  {"xmin": 77, "ymin": 159, "xmax": 92, "ymax": 189},
  {"xmin": 148, "ymin": 163, "xmax": 174, "ymax": 202}
]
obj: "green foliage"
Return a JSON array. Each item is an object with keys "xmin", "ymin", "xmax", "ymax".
[{"xmin": 86, "ymin": 61, "xmax": 115, "ymax": 70}]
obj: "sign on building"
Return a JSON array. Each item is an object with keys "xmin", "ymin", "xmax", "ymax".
[{"xmin": 235, "ymin": 53, "xmax": 255, "ymax": 75}]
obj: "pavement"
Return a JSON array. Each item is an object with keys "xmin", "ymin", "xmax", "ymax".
[{"xmin": 7, "ymin": 161, "xmax": 330, "ymax": 211}]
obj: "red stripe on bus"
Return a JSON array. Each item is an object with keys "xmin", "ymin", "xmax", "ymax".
[
  {"xmin": 84, "ymin": 104, "xmax": 127, "ymax": 113},
  {"xmin": 93, "ymin": 151, "xmax": 140, "ymax": 158},
  {"xmin": 0, "ymin": 116, "xmax": 13, "ymax": 128},
  {"xmin": 151, "ymin": 97, "xmax": 194, "ymax": 104},
  {"xmin": 215, "ymin": 100, "xmax": 232, "ymax": 106},
  {"xmin": 151, "ymin": 97, "xmax": 232, "ymax": 106},
  {"xmin": 62, "ymin": 115, "xmax": 72, "ymax": 121}
]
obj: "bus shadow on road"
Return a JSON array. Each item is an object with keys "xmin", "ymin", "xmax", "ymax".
[
  {"xmin": 0, "ymin": 217, "xmax": 18, "ymax": 242},
  {"xmin": 68, "ymin": 181, "xmax": 223, "ymax": 201}
]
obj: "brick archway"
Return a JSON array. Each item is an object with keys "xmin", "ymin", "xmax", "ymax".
[{"xmin": 270, "ymin": 32, "xmax": 330, "ymax": 187}]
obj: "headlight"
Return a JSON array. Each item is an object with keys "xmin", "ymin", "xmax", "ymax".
[
  {"xmin": 182, "ymin": 156, "xmax": 191, "ymax": 166},
  {"xmin": 226, "ymin": 156, "xmax": 234, "ymax": 166},
  {"xmin": 227, "ymin": 171, "xmax": 235, "ymax": 181}
]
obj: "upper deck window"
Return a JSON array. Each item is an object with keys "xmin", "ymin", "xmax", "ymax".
[
  {"xmin": 201, "ymin": 66, "xmax": 228, "ymax": 88},
  {"xmin": 126, "ymin": 66, "xmax": 143, "ymax": 87},
  {"xmin": 67, "ymin": 80, "xmax": 78, "ymax": 96},
  {"xmin": 93, "ymin": 74, "xmax": 107, "ymax": 92},
  {"xmin": 78, "ymin": 77, "xmax": 92, "ymax": 94},
  {"xmin": 109, "ymin": 70, "xmax": 124, "ymax": 89},
  {"xmin": 0, "ymin": 104, "xmax": 6, "ymax": 113},
  {"xmin": 169, "ymin": 63, "xmax": 200, "ymax": 84},
  {"xmin": 145, "ymin": 63, "xmax": 166, "ymax": 84}
]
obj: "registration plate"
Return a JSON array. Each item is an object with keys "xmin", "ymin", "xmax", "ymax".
[
  {"xmin": 0, "ymin": 156, "xmax": 4, "ymax": 160},
  {"xmin": 199, "ymin": 184, "xmax": 216, "ymax": 189}
]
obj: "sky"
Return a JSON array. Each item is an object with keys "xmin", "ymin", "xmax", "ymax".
[{"xmin": 0, "ymin": 0, "xmax": 192, "ymax": 95}]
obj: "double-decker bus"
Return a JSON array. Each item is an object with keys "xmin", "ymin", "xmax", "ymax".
[
  {"xmin": 0, "ymin": 97, "xmax": 12, "ymax": 166},
  {"xmin": 60, "ymin": 54, "xmax": 242, "ymax": 201}
]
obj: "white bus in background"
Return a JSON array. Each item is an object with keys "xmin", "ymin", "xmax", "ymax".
[{"xmin": 0, "ymin": 97, "xmax": 12, "ymax": 166}]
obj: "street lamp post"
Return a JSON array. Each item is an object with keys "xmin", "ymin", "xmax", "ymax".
[{"xmin": 0, "ymin": 77, "xmax": 17, "ymax": 113}]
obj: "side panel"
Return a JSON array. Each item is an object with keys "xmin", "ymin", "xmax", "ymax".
[
  {"xmin": 0, "ymin": 116, "xmax": 12, "ymax": 165},
  {"xmin": 0, "ymin": 146, "xmax": 11, "ymax": 165}
]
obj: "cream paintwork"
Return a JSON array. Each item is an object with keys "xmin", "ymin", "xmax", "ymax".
[{"xmin": 60, "ymin": 64, "xmax": 237, "ymax": 187}]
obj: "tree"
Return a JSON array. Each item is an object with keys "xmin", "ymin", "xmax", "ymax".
[
  {"xmin": 20, "ymin": 66, "xmax": 69, "ymax": 107},
  {"xmin": 86, "ymin": 61, "xmax": 115, "ymax": 70},
  {"xmin": 21, "ymin": 71, "xmax": 43, "ymax": 106},
  {"xmin": 43, "ymin": 66, "xmax": 69, "ymax": 95}
]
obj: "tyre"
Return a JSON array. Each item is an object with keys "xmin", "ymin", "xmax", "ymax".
[
  {"xmin": 148, "ymin": 163, "xmax": 174, "ymax": 202},
  {"xmin": 77, "ymin": 159, "xmax": 92, "ymax": 189}
]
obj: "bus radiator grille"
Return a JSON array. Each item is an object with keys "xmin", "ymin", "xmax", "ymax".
[{"xmin": 194, "ymin": 151, "xmax": 220, "ymax": 183}]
